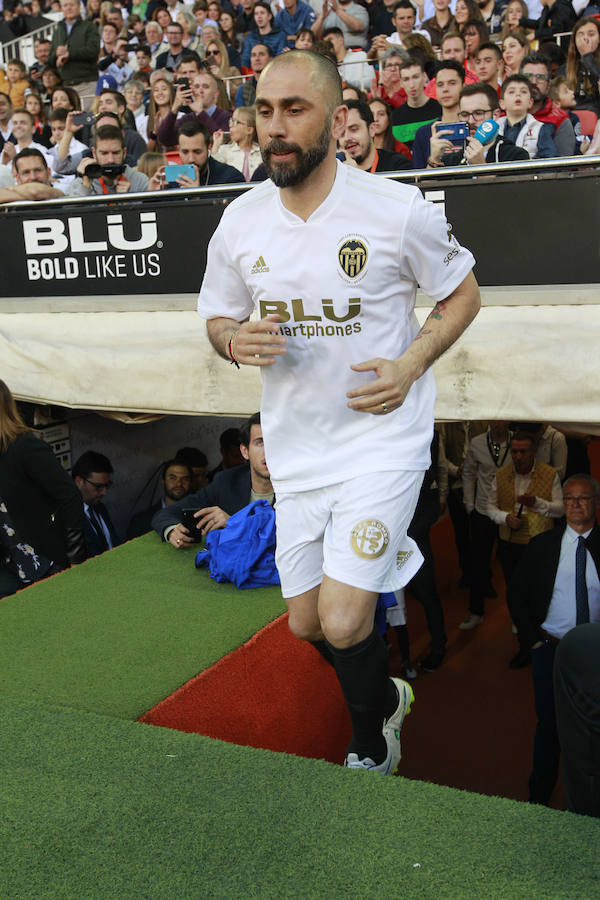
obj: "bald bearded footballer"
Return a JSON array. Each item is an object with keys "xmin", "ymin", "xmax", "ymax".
[{"xmin": 198, "ymin": 51, "xmax": 480, "ymax": 774}]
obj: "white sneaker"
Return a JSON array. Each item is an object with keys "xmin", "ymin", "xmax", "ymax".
[
  {"xmin": 344, "ymin": 749, "xmax": 396, "ymax": 774},
  {"xmin": 382, "ymin": 677, "xmax": 415, "ymax": 774},
  {"xmin": 459, "ymin": 613, "xmax": 483, "ymax": 630}
]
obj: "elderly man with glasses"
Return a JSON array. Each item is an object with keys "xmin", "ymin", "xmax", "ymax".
[
  {"xmin": 73, "ymin": 451, "xmax": 121, "ymax": 557},
  {"xmin": 509, "ymin": 474, "xmax": 600, "ymax": 806}
]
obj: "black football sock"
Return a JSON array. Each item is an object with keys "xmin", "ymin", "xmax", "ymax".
[
  {"xmin": 310, "ymin": 640, "xmax": 334, "ymax": 666},
  {"xmin": 326, "ymin": 626, "xmax": 390, "ymax": 764}
]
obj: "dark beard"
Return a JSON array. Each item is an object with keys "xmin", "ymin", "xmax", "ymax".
[{"xmin": 261, "ymin": 120, "xmax": 331, "ymax": 187}]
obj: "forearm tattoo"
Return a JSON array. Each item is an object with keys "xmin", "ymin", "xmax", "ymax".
[{"xmin": 414, "ymin": 300, "xmax": 448, "ymax": 340}]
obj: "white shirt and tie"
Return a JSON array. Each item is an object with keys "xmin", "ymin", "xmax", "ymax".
[{"xmin": 543, "ymin": 526, "xmax": 600, "ymax": 639}]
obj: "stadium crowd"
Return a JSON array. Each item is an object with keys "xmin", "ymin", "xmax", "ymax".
[{"xmin": 1, "ymin": 0, "xmax": 600, "ymax": 197}]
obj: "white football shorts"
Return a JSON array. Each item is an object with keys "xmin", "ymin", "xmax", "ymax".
[{"xmin": 275, "ymin": 470, "xmax": 425, "ymax": 599}]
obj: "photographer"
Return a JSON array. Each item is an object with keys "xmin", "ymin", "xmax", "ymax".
[
  {"xmin": 67, "ymin": 124, "xmax": 149, "ymax": 195},
  {"xmin": 148, "ymin": 119, "xmax": 244, "ymax": 190}
]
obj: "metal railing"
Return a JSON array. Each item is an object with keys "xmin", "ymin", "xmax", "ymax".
[
  {"xmin": 1, "ymin": 151, "xmax": 598, "ymax": 213},
  {"xmin": 0, "ymin": 16, "xmax": 60, "ymax": 68}
]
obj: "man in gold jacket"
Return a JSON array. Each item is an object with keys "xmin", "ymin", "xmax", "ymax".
[{"xmin": 487, "ymin": 431, "xmax": 564, "ymax": 642}]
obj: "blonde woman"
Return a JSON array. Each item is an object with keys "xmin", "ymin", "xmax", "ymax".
[
  {"xmin": 146, "ymin": 75, "xmax": 176, "ymax": 151},
  {"xmin": 211, "ymin": 106, "xmax": 262, "ymax": 181},
  {"xmin": 204, "ymin": 37, "xmax": 242, "ymax": 104},
  {"xmin": 177, "ymin": 10, "xmax": 203, "ymax": 54}
]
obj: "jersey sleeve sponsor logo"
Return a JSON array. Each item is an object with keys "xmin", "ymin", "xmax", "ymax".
[
  {"xmin": 350, "ymin": 519, "xmax": 390, "ymax": 559},
  {"xmin": 337, "ymin": 234, "xmax": 369, "ymax": 283}
]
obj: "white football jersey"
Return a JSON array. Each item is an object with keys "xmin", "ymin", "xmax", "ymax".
[{"xmin": 198, "ymin": 161, "xmax": 475, "ymax": 493}]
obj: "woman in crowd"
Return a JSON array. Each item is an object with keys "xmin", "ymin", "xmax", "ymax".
[
  {"xmin": 24, "ymin": 92, "xmax": 51, "ymax": 147},
  {"xmin": 219, "ymin": 10, "xmax": 242, "ymax": 56},
  {"xmin": 454, "ymin": 0, "xmax": 483, "ymax": 32},
  {"xmin": 501, "ymin": 30, "xmax": 530, "ymax": 77},
  {"xmin": 566, "ymin": 17, "xmax": 600, "ymax": 114},
  {"xmin": 368, "ymin": 97, "xmax": 411, "ymax": 159},
  {"xmin": 124, "ymin": 80, "xmax": 148, "ymax": 141},
  {"xmin": 241, "ymin": 1, "xmax": 286, "ymax": 68},
  {"xmin": 211, "ymin": 105, "xmax": 262, "ymax": 180},
  {"xmin": 137, "ymin": 150, "xmax": 167, "ymax": 179},
  {"xmin": 40, "ymin": 66, "xmax": 62, "ymax": 109},
  {"xmin": 85, "ymin": 0, "xmax": 102, "ymax": 25},
  {"xmin": 153, "ymin": 7, "xmax": 173, "ymax": 31},
  {"xmin": 50, "ymin": 85, "xmax": 81, "ymax": 112},
  {"xmin": 178, "ymin": 10, "xmax": 203, "ymax": 54},
  {"xmin": 404, "ymin": 33, "xmax": 437, "ymax": 79},
  {"xmin": 208, "ymin": 1, "xmax": 221, "ymax": 22},
  {"xmin": 0, "ymin": 381, "xmax": 86, "ymax": 600},
  {"xmin": 499, "ymin": 0, "xmax": 529, "ymax": 41},
  {"xmin": 295, "ymin": 27, "xmax": 315, "ymax": 49},
  {"xmin": 204, "ymin": 37, "xmax": 243, "ymax": 104},
  {"xmin": 146, "ymin": 75, "xmax": 176, "ymax": 152}
]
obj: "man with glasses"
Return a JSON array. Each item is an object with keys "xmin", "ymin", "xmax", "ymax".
[
  {"xmin": 438, "ymin": 82, "xmax": 529, "ymax": 165},
  {"xmin": 73, "ymin": 451, "xmax": 121, "ymax": 557},
  {"xmin": 510, "ymin": 474, "xmax": 600, "ymax": 805},
  {"xmin": 520, "ymin": 52, "xmax": 576, "ymax": 156},
  {"xmin": 157, "ymin": 70, "xmax": 231, "ymax": 147},
  {"xmin": 156, "ymin": 22, "xmax": 201, "ymax": 71}
]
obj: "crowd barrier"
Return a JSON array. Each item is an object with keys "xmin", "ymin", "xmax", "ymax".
[{"xmin": 1, "ymin": 154, "xmax": 598, "ymax": 310}]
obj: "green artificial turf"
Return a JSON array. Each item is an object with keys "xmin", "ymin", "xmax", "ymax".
[
  {"xmin": 1, "ymin": 696, "xmax": 599, "ymax": 900},
  {"xmin": 0, "ymin": 535, "xmax": 285, "ymax": 718}
]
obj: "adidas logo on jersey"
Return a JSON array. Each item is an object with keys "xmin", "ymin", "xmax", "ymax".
[{"xmin": 250, "ymin": 256, "xmax": 270, "ymax": 274}]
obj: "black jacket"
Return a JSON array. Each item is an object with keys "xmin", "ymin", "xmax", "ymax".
[
  {"xmin": 374, "ymin": 148, "xmax": 412, "ymax": 172},
  {"xmin": 0, "ymin": 432, "xmax": 86, "ymax": 569},
  {"xmin": 84, "ymin": 502, "xmax": 120, "ymax": 558},
  {"xmin": 152, "ymin": 464, "xmax": 252, "ymax": 539},
  {"xmin": 442, "ymin": 136, "xmax": 529, "ymax": 166},
  {"xmin": 509, "ymin": 523, "xmax": 600, "ymax": 648}
]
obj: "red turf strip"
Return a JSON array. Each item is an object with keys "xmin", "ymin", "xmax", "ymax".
[{"xmin": 139, "ymin": 614, "xmax": 352, "ymax": 764}]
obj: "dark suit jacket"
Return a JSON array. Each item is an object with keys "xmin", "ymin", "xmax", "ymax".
[
  {"xmin": 0, "ymin": 432, "xmax": 86, "ymax": 569},
  {"xmin": 510, "ymin": 522, "xmax": 600, "ymax": 648},
  {"xmin": 152, "ymin": 464, "xmax": 252, "ymax": 539},
  {"xmin": 84, "ymin": 502, "xmax": 120, "ymax": 558}
]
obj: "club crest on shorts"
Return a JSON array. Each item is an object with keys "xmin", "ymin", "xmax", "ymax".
[
  {"xmin": 350, "ymin": 519, "xmax": 390, "ymax": 559},
  {"xmin": 337, "ymin": 235, "xmax": 368, "ymax": 282}
]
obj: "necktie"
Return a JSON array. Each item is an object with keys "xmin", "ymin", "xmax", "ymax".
[
  {"xmin": 575, "ymin": 535, "xmax": 590, "ymax": 626},
  {"xmin": 88, "ymin": 507, "xmax": 109, "ymax": 551}
]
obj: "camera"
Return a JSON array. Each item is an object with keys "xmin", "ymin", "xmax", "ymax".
[{"xmin": 80, "ymin": 163, "xmax": 126, "ymax": 179}]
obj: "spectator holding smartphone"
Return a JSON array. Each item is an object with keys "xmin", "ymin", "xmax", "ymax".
[
  {"xmin": 148, "ymin": 119, "xmax": 244, "ymax": 189},
  {"xmin": 412, "ymin": 58, "xmax": 465, "ymax": 167}
]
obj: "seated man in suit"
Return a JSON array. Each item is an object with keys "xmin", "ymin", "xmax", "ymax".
[
  {"xmin": 127, "ymin": 458, "xmax": 193, "ymax": 539},
  {"xmin": 72, "ymin": 451, "xmax": 121, "ymax": 557},
  {"xmin": 510, "ymin": 474, "xmax": 600, "ymax": 806},
  {"xmin": 153, "ymin": 412, "xmax": 272, "ymax": 547}
]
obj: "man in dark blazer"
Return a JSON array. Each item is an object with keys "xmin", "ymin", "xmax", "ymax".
[
  {"xmin": 153, "ymin": 412, "xmax": 272, "ymax": 548},
  {"xmin": 72, "ymin": 451, "xmax": 121, "ymax": 558},
  {"xmin": 510, "ymin": 473, "xmax": 600, "ymax": 806},
  {"xmin": 127, "ymin": 458, "xmax": 193, "ymax": 540}
]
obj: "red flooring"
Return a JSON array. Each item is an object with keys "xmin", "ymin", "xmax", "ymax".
[{"xmin": 142, "ymin": 439, "xmax": 600, "ymax": 808}]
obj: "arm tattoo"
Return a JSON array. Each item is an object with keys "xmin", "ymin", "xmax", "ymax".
[{"xmin": 430, "ymin": 299, "xmax": 448, "ymax": 320}]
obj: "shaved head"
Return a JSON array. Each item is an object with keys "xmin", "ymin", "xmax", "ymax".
[{"xmin": 260, "ymin": 49, "xmax": 342, "ymax": 114}]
